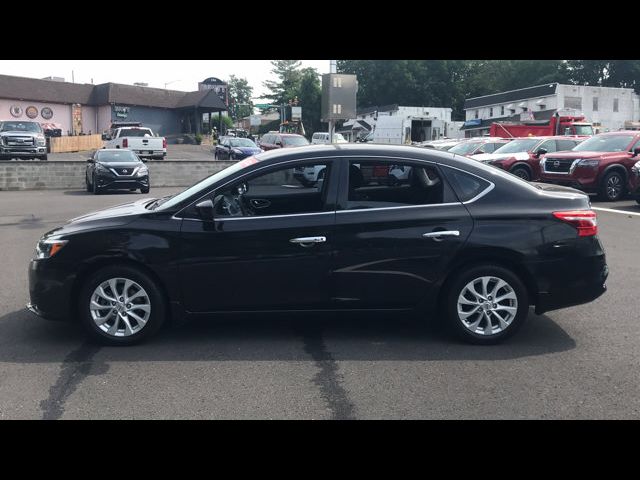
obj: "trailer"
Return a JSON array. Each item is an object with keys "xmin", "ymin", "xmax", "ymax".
[
  {"xmin": 489, "ymin": 109, "xmax": 594, "ymax": 138},
  {"xmin": 372, "ymin": 115, "xmax": 445, "ymax": 145}
]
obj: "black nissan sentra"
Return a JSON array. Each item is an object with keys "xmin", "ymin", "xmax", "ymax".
[{"xmin": 28, "ymin": 144, "xmax": 608, "ymax": 345}]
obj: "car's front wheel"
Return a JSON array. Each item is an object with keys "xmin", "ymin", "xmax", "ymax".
[
  {"xmin": 444, "ymin": 265, "xmax": 529, "ymax": 344},
  {"xmin": 78, "ymin": 265, "xmax": 166, "ymax": 345},
  {"xmin": 600, "ymin": 170, "xmax": 626, "ymax": 202},
  {"xmin": 510, "ymin": 165, "xmax": 531, "ymax": 181},
  {"xmin": 92, "ymin": 175, "xmax": 101, "ymax": 195}
]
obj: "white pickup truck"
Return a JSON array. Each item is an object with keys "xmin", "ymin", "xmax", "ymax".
[{"xmin": 104, "ymin": 127, "xmax": 167, "ymax": 160}]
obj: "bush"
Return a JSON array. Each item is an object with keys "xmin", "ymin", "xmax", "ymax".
[{"xmin": 195, "ymin": 133, "xmax": 203, "ymax": 145}]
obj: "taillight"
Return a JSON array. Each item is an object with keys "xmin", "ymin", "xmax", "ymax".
[
  {"xmin": 553, "ymin": 210, "xmax": 598, "ymax": 237},
  {"xmin": 122, "ymin": 138, "xmax": 128, "ymax": 148},
  {"xmin": 162, "ymin": 137, "xmax": 167, "ymax": 148}
]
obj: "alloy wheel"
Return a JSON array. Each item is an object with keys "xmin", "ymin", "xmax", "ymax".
[
  {"xmin": 606, "ymin": 174, "xmax": 622, "ymax": 200},
  {"xmin": 457, "ymin": 276, "xmax": 518, "ymax": 336},
  {"xmin": 90, "ymin": 277, "xmax": 151, "ymax": 337}
]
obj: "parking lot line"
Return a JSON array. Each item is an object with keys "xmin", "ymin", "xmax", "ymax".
[{"xmin": 592, "ymin": 206, "xmax": 640, "ymax": 217}]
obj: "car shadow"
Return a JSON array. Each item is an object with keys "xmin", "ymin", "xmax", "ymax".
[{"xmin": 0, "ymin": 308, "xmax": 576, "ymax": 363}]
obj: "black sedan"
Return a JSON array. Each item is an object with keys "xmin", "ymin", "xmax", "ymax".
[
  {"xmin": 86, "ymin": 149, "xmax": 150, "ymax": 194},
  {"xmin": 29, "ymin": 144, "xmax": 607, "ymax": 345},
  {"xmin": 214, "ymin": 137, "xmax": 262, "ymax": 160}
]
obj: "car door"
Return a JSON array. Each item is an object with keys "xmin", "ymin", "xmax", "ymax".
[
  {"xmin": 330, "ymin": 157, "xmax": 473, "ymax": 309},
  {"xmin": 178, "ymin": 158, "xmax": 339, "ymax": 312}
]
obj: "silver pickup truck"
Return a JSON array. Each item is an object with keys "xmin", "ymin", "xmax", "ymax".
[{"xmin": 0, "ymin": 121, "xmax": 48, "ymax": 160}]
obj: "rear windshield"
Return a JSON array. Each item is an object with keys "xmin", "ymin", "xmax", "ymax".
[
  {"xmin": 449, "ymin": 142, "xmax": 481, "ymax": 155},
  {"xmin": 0, "ymin": 121, "xmax": 42, "ymax": 133},
  {"xmin": 119, "ymin": 128, "xmax": 154, "ymax": 137},
  {"xmin": 282, "ymin": 136, "xmax": 309, "ymax": 147},
  {"xmin": 230, "ymin": 138, "xmax": 257, "ymax": 148},
  {"xmin": 95, "ymin": 150, "xmax": 140, "ymax": 163},
  {"xmin": 572, "ymin": 135, "xmax": 635, "ymax": 152},
  {"xmin": 493, "ymin": 138, "xmax": 540, "ymax": 154}
]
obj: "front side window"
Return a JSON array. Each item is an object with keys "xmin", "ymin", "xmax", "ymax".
[
  {"xmin": 557, "ymin": 139, "xmax": 580, "ymax": 151},
  {"xmin": 346, "ymin": 160, "xmax": 454, "ymax": 210},
  {"xmin": 214, "ymin": 162, "xmax": 332, "ymax": 218},
  {"xmin": 538, "ymin": 140, "xmax": 557, "ymax": 153},
  {"xmin": 493, "ymin": 138, "xmax": 540, "ymax": 154}
]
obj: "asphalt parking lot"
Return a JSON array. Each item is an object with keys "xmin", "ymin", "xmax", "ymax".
[
  {"xmin": 0, "ymin": 188, "xmax": 639, "ymax": 419},
  {"xmin": 47, "ymin": 144, "xmax": 215, "ymax": 162}
]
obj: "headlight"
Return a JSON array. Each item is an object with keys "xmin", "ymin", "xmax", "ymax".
[
  {"xmin": 632, "ymin": 160, "xmax": 640, "ymax": 175},
  {"xmin": 137, "ymin": 166, "xmax": 149, "ymax": 176},
  {"xmin": 35, "ymin": 238, "xmax": 68, "ymax": 259},
  {"xmin": 36, "ymin": 136, "xmax": 46, "ymax": 146},
  {"xmin": 232, "ymin": 148, "xmax": 242, "ymax": 154},
  {"xmin": 95, "ymin": 163, "xmax": 109, "ymax": 172},
  {"xmin": 577, "ymin": 159, "xmax": 599, "ymax": 168}
]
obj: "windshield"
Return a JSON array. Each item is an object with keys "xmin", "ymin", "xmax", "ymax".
[
  {"xmin": 449, "ymin": 142, "xmax": 481, "ymax": 155},
  {"xmin": 230, "ymin": 138, "xmax": 257, "ymax": 148},
  {"xmin": 96, "ymin": 150, "xmax": 140, "ymax": 163},
  {"xmin": 572, "ymin": 134, "xmax": 635, "ymax": 152},
  {"xmin": 0, "ymin": 121, "xmax": 42, "ymax": 133},
  {"xmin": 493, "ymin": 138, "xmax": 540, "ymax": 154},
  {"xmin": 573, "ymin": 125, "xmax": 594, "ymax": 136},
  {"xmin": 155, "ymin": 157, "xmax": 260, "ymax": 211},
  {"xmin": 119, "ymin": 128, "xmax": 154, "ymax": 137},
  {"xmin": 282, "ymin": 136, "xmax": 309, "ymax": 147}
]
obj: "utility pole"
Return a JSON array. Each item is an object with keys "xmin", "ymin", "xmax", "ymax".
[{"xmin": 328, "ymin": 60, "xmax": 337, "ymax": 143}]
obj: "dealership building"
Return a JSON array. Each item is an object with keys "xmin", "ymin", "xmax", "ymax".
[
  {"xmin": 462, "ymin": 83, "xmax": 640, "ymax": 137},
  {"xmin": 0, "ymin": 74, "xmax": 228, "ymax": 139}
]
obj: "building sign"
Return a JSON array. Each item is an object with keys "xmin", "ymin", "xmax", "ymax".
[
  {"xmin": 10, "ymin": 105, "xmax": 23, "ymax": 117},
  {"xmin": 198, "ymin": 77, "xmax": 228, "ymax": 106},
  {"xmin": 72, "ymin": 104, "xmax": 82, "ymax": 135},
  {"xmin": 321, "ymin": 74, "xmax": 358, "ymax": 122},
  {"xmin": 26, "ymin": 106, "xmax": 38, "ymax": 119},
  {"xmin": 463, "ymin": 119, "xmax": 482, "ymax": 127},
  {"xmin": 41, "ymin": 107, "xmax": 53, "ymax": 120},
  {"xmin": 114, "ymin": 105, "xmax": 130, "ymax": 118},
  {"xmin": 291, "ymin": 106, "xmax": 302, "ymax": 120}
]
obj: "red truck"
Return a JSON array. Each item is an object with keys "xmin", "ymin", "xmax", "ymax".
[
  {"xmin": 490, "ymin": 110, "xmax": 594, "ymax": 138},
  {"xmin": 539, "ymin": 131, "xmax": 640, "ymax": 201}
]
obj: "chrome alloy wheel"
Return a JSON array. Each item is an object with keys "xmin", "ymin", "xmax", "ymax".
[
  {"xmin": 606, "ymin": 174, "xmax": 622, "ymax": 200},
  {"xmin": 90, "ymin": 278, "xmax": 151, "ymax": 337},
  {"xmin": 457, "ymin": 276, "xmax": 518, "ymax": 336}
]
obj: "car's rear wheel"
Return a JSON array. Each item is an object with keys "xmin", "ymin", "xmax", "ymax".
[
  {"xmin": 444, "ymin": 265, "xmax": 529, "ymax": 344},
  {"xmin": 78, "ymin": 265, "xmax": 165, "ymax": 345},
  {"xmin": 600, "ymin": 170, "xmax": 625, "ymax": 202},
  {"xmin": 510, "ymin": 165, "xmax": 531, "ymax": 181}
]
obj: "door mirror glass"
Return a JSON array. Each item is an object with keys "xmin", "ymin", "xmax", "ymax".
[
  {"xmin": 87, "ymin": 158, "xmax": 94, "ymax": 163},
  {"xmin": 535, "ymin": 148, "xmax": 548, "ymax": 157},
  {"xmin": 195, "ymin": 199, "xmax": 214, "ymax": 221},
  {"xmin": 633, "ymin": 147, "xmax": 640, "ymax": 157}
]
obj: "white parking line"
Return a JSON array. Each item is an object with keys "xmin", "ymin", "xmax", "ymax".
[{"xmin": 592, "ymin": 206, "xmax": 640, "ymax": 217}]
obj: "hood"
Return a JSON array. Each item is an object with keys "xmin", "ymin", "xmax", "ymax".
[
  {"xmin": 471, "ymin": 151, "xmax": 530, "ymax": 162},
  {"xmin": 44, "ymin": 198, "xmax": 154, "ymax": 238},
  {"xmin": 98, "ymin": 161, "xmax": 145, "ymax": 171},
  {"xmin": 233, "ymin": 147, "xmax": 262, "ymax": 154},
  {"xmin": 542, "ymin": 150, "xmax": 626, "ymax": 159}
]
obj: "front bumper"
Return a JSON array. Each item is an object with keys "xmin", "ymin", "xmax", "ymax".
[
  {"xmin": 0, "ymin": 146, "xmax": 47, "ymax": 157},
  {"xmin": 28, "ymin": 258, "xmax": 75, "ymax": 321},
  {"xmin": 96, "ymin": 173, "xmax": 149, "ymax": 190}
]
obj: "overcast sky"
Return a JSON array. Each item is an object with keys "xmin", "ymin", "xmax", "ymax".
[{"xmin": 0, "ymin": 60, "xmax": 330, "ymax": 100}]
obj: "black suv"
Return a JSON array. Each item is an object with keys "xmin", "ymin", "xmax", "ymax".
[
  {"xmin": 86, "ymin": 149, "xmax": 150, "ymax": 194},
  {"xmin": 29, "ymin": 144, "xmax": 607, "ymax": 346}
]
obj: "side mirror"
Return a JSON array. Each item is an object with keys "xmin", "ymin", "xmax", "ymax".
[
  {"xmin": 87, "ymin": 158, "xmax": 94, "ymax": 163},
  {"xmin": 102, "ymin": 134, "xmax": 111, "ymax": 141},
  {"xmin": 535, "ymin": 148, "xmax": 548, "ymax": 158},
  {"xmin": 195, "ymin": 199, "xmax": 214, "ymax": 221},
  {"xmin": 633, "ymin": 147, "xmax": 640, "ymax": 157},
  {"xmin": 275, "ymin": 141, "xmax": 282, "ymax": 147}
]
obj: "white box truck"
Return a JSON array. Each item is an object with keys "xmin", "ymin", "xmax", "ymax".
[{"xmin": 372, "ymin": 115, "xmax": 446, "ymax": 145}]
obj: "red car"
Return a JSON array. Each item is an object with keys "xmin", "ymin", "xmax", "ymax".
[
  {"xmin": 471, "ymin": 136, "xmax": 584, "ymax": 181},
  {"xmin": 539, "ymin": 131, "xmax": 640, "ymax": 201},
  {"xmin": 258, "ymin": 132, "xmax": 309, "ymax": 151},
  {"xmin": 448, "ymin": 137, "xmax": 512, "ymax": 157}
]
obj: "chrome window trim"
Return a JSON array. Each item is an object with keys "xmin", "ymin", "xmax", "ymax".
[{"xmin": 172, "ymin": 153, "xmax": 495, "ymax": 222}]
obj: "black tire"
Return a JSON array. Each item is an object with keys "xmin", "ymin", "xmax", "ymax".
[
  {"xmin": 600, "ymin": 170, "xmax": 626, "ymax": 202},
  {"xmin": 444, "ymin": 264, "xmax": 529, "ymax": 345},
  {"xmin": 510, "ymin": 165, "xmax": 531, "ymax": 181},
  {"xmin": 140, "ymin": 186, "xmax": 150, "ymax": 194},
  {"xmin": 77, "ymin": 265, "xmax": 166, "ymax": 346},
  {"xmin": 39, "ymin": 155, "xmax": 48, "ymax": 161},
  {"xmin": 86, "ymin": 178, "xmax": 91, "ymax": 192},
  {"xmin": 213, "ymin": 151, "xmax": 218, "ymax": 160}
]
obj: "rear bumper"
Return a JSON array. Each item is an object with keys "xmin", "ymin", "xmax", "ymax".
[{"xmin": 531, "ymin": 251, "xmax": 608, "ymax": 314}]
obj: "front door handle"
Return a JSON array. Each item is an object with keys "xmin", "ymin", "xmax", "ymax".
[
  {"xmin": 422, "ymin": 230, "xmax": 460, "ymax": 241},
  {"xmin": 290, "ymin": 236, "xmax": 327, "ymax": 248},
  {"xmin": 251, "ymin": 198, "xmax": 271, "ymax": 209}
]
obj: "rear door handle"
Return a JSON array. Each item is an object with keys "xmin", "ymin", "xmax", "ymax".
[
  {"xmin": 290, "ymin": 236, "xmax": 326, "ymax": 248},
  {"xmin": 422, "ymin": 230, "xmax": 460, "ymax": 241}
]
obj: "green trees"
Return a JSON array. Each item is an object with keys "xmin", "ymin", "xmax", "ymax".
[{"xmin": 227, "ymin": 75, "xmax": 254, "ymax": 122}]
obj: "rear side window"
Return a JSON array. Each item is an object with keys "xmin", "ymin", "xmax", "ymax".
[{"xmin": 442, "ymin": 167, "xmax": 492, "ymax": 202}]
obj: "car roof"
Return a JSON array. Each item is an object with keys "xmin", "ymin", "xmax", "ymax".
[{"xmin": 595, "ymin": 130, "xmax": 640, "ymax": 136}]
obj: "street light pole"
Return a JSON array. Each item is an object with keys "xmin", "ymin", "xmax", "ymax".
[{"xmin": 164, "ymin": 80, "xmax": 180, "ymax": 89}]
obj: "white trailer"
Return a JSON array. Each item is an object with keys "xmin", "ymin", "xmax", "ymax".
[{"xmin": 372, "ymin": 115, "xmax": 445, "ymax": 145}]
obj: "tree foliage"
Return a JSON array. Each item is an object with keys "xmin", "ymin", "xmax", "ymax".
[{"xmin": 227, "ymin": 75, "xmax": 253, "ymax": 121}]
